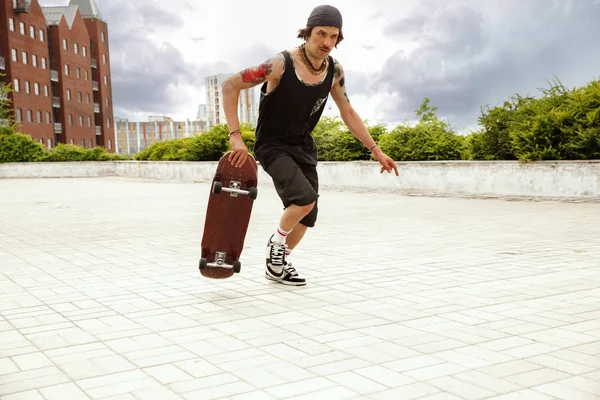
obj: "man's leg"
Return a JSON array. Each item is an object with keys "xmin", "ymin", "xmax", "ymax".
[
  {"xmin": 262, "ymin": 154, "xmax": 316, "ymax": 286},
  {"xmin": 281, "ymin": 162, "xmax": 319, "ymax": 267},
  {"xmin": 286, "ymin": 223, "xmax": 308, "ymax": 250}
]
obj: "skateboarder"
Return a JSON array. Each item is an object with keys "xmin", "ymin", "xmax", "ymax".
[{"xmin": 220, "ymin": 5, "xmax": 399, "ymax": 285}]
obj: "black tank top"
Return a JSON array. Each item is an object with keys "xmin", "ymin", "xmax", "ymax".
[{"xmin": 253, "ymin": 49, "xmax": 335, "ymax": 167}]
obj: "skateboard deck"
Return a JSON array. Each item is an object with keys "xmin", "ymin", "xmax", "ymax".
[{"xmin": 199, "ymin": 151, "xmax": 258, "ymax": 279}]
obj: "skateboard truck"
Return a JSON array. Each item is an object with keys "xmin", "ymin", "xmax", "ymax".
[
  {"xmin": 199, "ymin": 251, "xmax": 241, "ymax": 273},
  {"xmin": 212, "ymin": 180, "xmax": 258, "ymax": 200}
]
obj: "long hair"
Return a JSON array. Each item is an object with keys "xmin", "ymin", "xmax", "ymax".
[{"xmin": 297, "ymin": 26, "xmax": 344, "ymax": 48}]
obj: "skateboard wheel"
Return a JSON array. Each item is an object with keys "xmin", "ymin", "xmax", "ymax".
[
  {"xmin": 199, "ymin": 258, "xmax": 207, "ymax": 270},
  {"xmin": 233, "ymin": 261, "xmax": 241, "ymax": 273},
  {"xmin": 249, "ymin": 187, "xmax": 258, "ymax": 200},
  {"xmin": 212, "ymin": 181, "xmax": 222, "ymax": 195}
]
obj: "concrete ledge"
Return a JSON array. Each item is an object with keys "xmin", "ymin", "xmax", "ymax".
[{"xmin": 1, "ymin": 160, "xmax": 599, "ymax": 200}]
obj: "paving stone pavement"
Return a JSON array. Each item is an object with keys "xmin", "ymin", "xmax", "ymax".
[{"xmin": 1, "ymin": 177, "xmax": 600, "ymax": 400}]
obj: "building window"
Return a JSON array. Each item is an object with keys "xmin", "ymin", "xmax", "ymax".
[
  {"xmin": 68, "ymin": 114, "xmax": 73, "ymax": 126},
  {"xmin": 77, "ymin": 67, "xmax": 80, "ymax": 78},
  {"xmin": 79, "ymin": 115, "xmax": 83, "ymax": 126},
  {"xmin": 21, "ymin": 51, "xmax": 27, "ymax": 65},
  {"xmin": 67, "ymin": 89, "xmax": 71, "ymax": 101},
  {"xmin": 44, "ymin": 85, "xmax": 48, "ymax": 97},
  {"xmin": 85, "ymin": 70, "xmax": 88, "ymax": 80},
  {"xmin": 104, "ymin": 76, "xmax": 107, "ymax": 85},
  {"xmin": 74, "ymin": 43, "xmax": 78, "ymax": 54},
  {"xmin": 11, "ymin": 49, "xmax": 17, "ymax": 62},
  {"xmin": 108, "ymin": 139, "xmax": 112, "ymax": 149},
  {"xmin": 9, "ymin": 18, "xmax": 14, "ymax": 31},
  {"xmin": 13, "ymin": 79, "xmax": 19, "ymax": 92},
  {"xmin": 27, "ymin": 110, "xmax": 32, "ymax": 123},
  {"xmin": 87, "ymin": 116, "xmax": 91, "ymax": 126},
  {"xmin": 102, "ymin": 54, "xmax": 106, "ymax": 63},
  {"xmin": 15, "ymin": 109, "xmax": 22, "ymax": 122},
  {"xmin": 41, "ymin": 58, "xmax": 46, "ymax": 69},
  {"xmin": 63, "ymin": 39, "xmax": 67, "ymax": 50},
  {"xmin": 87, "ymin": 93, "xmax": 90, "ymax": 103},
  {"xmin": 25, "ymin": 81, "xmax": 30, "ymax": 94},
  {"xmin": 82, "ymin": 46, "xmax": 87, "ymax": 57},
  {"xmin": 32, "ymin": 55, "xmax": 37, "ymax": 67},
  {"xmin": 101, "ymin": 32, "xmax": 105, "ymax": 42},
  {"xmin": 19, "ymin": 22, "xmax": 25, "ymax": 35},
  {"xmin": 37, "ymin": 111, "xmax": 42, "ymax": 123},
  {"xmin": 78, "ymin": 91, "xmax": 82, "ymax": 102},
  {"xmin": 106, "ymin": 118, "xmax": 110, "ymax": 128},
  {"xmin": 30, "ymin": 25, "xmax": 35, "ymax": 39},
  {"xmin": 46, "ymin": 112, "xmax": 50, "ymax": 124},
  {"xmin": 106, "ymin": 97, "xmax": 109, "ymax": 107},
  {"xmin": 39, "ymin": 29, "xmax": 44, "ymax": 42},
  {"xmin": 64, "ymin": 64, "xmax": 69, "ymax": 75},
  {"xmin": 34, "ymin": 83, "xmax": 39, "ymax": 95},
  {"xmin": 47, "ymin": 139, "xmax": 52, "ymax": 149}
]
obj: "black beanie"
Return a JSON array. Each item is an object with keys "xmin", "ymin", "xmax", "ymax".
[{"xmin": 307, "ymin": 5, "xmax": 342, "ymax": 29}]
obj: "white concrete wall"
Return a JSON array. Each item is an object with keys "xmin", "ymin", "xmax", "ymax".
[{"xmin": 1, "ymin": 160, "xmax": 599, "ymax": 200}]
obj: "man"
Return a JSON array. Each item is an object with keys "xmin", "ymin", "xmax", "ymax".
[{"xmin": 221, "ymin": 5, "xmax": 399, "ymax": 286}]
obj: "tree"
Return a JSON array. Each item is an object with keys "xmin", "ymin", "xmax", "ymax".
[{"xmin": 0, "ymin": 72, "xmax": 16, "ymax": 128}]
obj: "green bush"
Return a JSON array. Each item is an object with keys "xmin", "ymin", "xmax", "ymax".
[
  {"xmin": 378, "ymin": 99, "xmax": 466, "ymax": 161},
  {"xmin": 311, "ymin": 117, "xmax": 387, "ymax": 161},
  {"xmin": 0, "ymin": 126, "xmax": 46, "ymax": 163},
  {"xmin": 134, "ymin": 123, "xmax": 256, "ymax": 161},
  {"xmin": 467, "ymin": 78, "xmax": 600, "ymax": 161},
  {"xmin": 38, "ymin": 143, "xmax": 129, "ymax": 161}
]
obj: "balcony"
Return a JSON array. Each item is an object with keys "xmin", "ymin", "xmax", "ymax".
[
  {"xmin": 95, "ymin": 126, "xmax": 101, "ymax": 135},
  {"xmin": 52, "ymin": 96, "xmax": 60, "ymax": 108},
  {"xmin": 91, "ymin": 58, "xmax": 97, "ymax": 68},
  {"xmin": 50, "ymin": 70, "xmax": 59, "ymax": 82},
  {"xmin": 0, "ymin": 56, "xmax": 5, "ymax": 70},
  {"xmin": 14, "ymin": 0, "xmax": 30, "ymax": 13},
  {"xmin": 94, "ymin": 102, "xmax": 100, "ymax": 113},
  {"xmin": 54, "ymin": 122, "xmax": 62, "ymax": 133},
  {"xmin": 92, "ymin": 80, "xmax": 98, "ymax": 91}
]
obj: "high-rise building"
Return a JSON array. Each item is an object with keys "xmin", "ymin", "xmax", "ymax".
[
  {"xmin": 205, "ymin": 73, "xmax": 258, "ymax": 128},
  {"xmin": 0, "ymin": 0, "xmax": 115, "ymax": 151}
]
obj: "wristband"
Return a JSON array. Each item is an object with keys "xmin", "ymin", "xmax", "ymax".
[
  {"xmin": 369, "ymin": 144, "xmax": 378, "ymax": 151},
  {"xmin": 229, "ymin": 129, "xmax": 241, "ymax": 137}
]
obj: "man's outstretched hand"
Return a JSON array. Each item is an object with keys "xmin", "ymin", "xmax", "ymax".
[
  {"xmin": 228, "ymin": 134, "xmax": 249, "ymax": 168},
  {"xmin": 373, "ymin": 148, "xmax": 399, "ymax": 176}
]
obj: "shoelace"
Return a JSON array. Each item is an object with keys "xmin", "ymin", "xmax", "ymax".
[
  {"xmin": 270, "ymin": 243, "xmax": 286, "ymax": 266},
  {"xmin": 284, "ymin": 262, "xmax": 298, "ymax": 276}
]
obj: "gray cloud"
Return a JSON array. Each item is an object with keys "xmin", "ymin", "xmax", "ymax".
[
  {"xmin": 97, "ymin": 0, "xmax": 225, "ymax": 118},
  {"xmin": 373, "ymin": 0, "xmax": 600, "ymax": 131}
]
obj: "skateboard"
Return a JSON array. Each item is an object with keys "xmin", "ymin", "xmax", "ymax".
[{"xmin": 199, "ymin": 151, "xmax": 258, "ymax": 279}]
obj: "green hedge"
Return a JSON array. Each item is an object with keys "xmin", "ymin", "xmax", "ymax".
[
  {"xmin": 1, "ymin": 76, "xmax": 598, "ymax": 163},
  {"xmin": 0, "ymin": 126, "xmax": 127, "ymax": 163}
]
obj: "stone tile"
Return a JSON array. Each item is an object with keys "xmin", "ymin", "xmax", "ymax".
[{"xmin": 1, "ymin": 177, "xmax": 599, "ymax": 399}]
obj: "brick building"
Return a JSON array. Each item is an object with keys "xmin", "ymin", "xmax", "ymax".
[{"xmin": 0, "ymin": 0, "xmax": 115, "ymax": 151}]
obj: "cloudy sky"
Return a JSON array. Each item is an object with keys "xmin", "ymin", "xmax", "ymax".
[{"xmin": 39, "ymin": 0, "xmax": 600, "ymax": 133}]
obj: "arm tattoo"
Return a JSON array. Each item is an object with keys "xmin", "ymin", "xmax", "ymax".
[
  {"xmin": 240, "ymin": 60, "xmax": 273, "ymax": 84},
  {"xmin": 335, "ymin": 61, "xmax": 350, "ymax": 103}
]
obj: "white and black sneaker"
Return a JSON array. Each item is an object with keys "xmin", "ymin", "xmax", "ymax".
[{"xmin": 265, "ymin": 236, "xmax": 306, "ymax": 286}]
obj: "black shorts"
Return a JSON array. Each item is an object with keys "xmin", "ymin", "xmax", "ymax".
[{"xmin": 262, "ymin": 153, "xmax": 319, "ymax": 227}]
